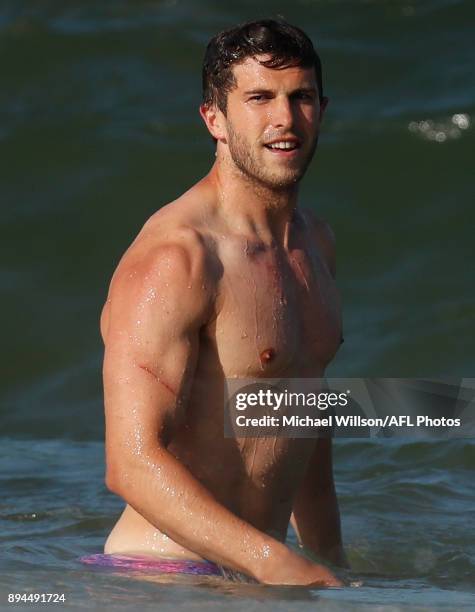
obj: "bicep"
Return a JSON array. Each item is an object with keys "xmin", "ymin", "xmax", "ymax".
[{"xmin": 103, "ymin": 244, "xmax": 210, "ymax": 468}]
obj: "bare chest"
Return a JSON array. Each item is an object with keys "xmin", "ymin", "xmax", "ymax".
[{"xmin": 206, "ymin": 239, "xmax": 342, "ymax": 378}]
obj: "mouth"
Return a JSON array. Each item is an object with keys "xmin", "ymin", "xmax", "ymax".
[{"xmin": 263, "ymin": 139, "xmax": 301, "ymax": 158}]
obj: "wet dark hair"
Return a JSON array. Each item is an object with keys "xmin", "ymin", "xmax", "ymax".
[{"xmin": 202, "ymin": 19, "xmax": 323, "ymax": 114}]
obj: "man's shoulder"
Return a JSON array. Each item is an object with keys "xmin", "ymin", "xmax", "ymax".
[
  {"xmin": 301, "ymin": 208, "xmax": 336, "ymax": 246},
  {"xmin": 301, "ymin": 208, "xmax": 336, "ymax": 278},
  {"xmin": 100, "ymin": 188, "xmax": 219, "ymax": 342},
  {"xmin": 117, "ymin": 225, "xmax": 211, "ymax": 287},
  {"xmin": 117, "ymin": 181, "xmax": 218, "ymax": 270},
  {"xmin": 108, "ymin": 200, "xmax": 217, "ymax": 303},
  {"xmin": 101, "ymin": 221, "xmax": 216, "ymax": 341}
]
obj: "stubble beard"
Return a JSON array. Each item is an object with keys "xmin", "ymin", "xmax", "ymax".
[{"xmin": 225, "ymin": 119, "xmax": 319, "ymax": 195}]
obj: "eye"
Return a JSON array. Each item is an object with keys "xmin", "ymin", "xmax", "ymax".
[
  {"xmin": 294, "ymin": 91, "xmax": 315, "ymax": 102},
  {"xmin": 248, "ymin": 94, "xmax": 271, "ymax": 103}
]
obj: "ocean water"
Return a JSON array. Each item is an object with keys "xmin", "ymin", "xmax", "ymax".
[
  {"xmin": 1, "ymin": 438, "xmax": 474, "ymax": 610},
  {"xmin": 1, "ymin": 0, "xmax": 474, "ymax": 609}
]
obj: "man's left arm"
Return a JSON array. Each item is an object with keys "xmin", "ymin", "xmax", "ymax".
[
  {"xmin": 290, "ymin": 437, "xmax": 349, "ymax": 567},
  {"xmin": 291, "ymin": 213, "xmax": 348, "ymax": 567}
]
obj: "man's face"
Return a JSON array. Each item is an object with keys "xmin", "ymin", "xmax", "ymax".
[{"xmin": 222, "ymin": 56, "xmax": 327, "ymax": 191}]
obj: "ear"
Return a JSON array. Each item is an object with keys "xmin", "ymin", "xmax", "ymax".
[
  {"xmin": 318, "ymin": 96, "xmax": 329, "ymax": 122},
  {"xmin": 199, "ymin": 103, "xmax": 227, "ymax": 142}
]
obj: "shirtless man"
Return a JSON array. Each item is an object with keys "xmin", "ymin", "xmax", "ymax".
[{"xmin": 100, "ymin": 19, "xmax": 346, "ymax": 586}]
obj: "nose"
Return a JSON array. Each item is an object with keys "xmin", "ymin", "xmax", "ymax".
[{"xmin": 270, "ymin": 95, "xmax": 294, "ymax": 130}]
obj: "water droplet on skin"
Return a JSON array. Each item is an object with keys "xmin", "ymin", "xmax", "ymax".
[{"xmin": 145, "ymin": 288, "xmax": 157, "ymax": 302}]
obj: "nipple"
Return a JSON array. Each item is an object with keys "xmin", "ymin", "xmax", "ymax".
[{"xmin": 260, "ymin": 348, "xmax": 275, "ymax": 365}]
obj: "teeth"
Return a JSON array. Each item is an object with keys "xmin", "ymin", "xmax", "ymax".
[{"xmin": 268, "ymin": 141, "xmax": 297, "ymax": 150}]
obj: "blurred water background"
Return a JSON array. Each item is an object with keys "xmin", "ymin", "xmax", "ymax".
[{"xmin": 1, "ymin": 0, "xmax": 474, "ymax": 609}]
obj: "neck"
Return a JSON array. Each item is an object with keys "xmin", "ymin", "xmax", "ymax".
[{"xmin": 207, "ymin": 155, "xmax": 300, "ymax": 248}]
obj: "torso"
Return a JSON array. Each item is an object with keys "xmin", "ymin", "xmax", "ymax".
[{"xmin": 102, "ymin": 193, "xmax": 342, "ymax": 559}]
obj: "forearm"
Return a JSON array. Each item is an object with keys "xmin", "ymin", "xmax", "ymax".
[
  {"xmin": 292, "ymin": 485, "xmax": 348, "ymax": 568},
  {"xmin": 108, "ymin": 447, "xmax": 300, "ymax": 582}
]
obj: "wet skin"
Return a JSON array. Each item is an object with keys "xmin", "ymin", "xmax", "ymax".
[{"xmin": 101, "ymin": 58, "xmax": 346, "ymax": 585}]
